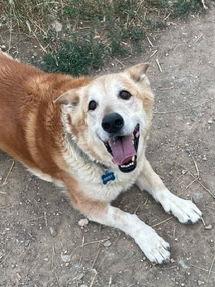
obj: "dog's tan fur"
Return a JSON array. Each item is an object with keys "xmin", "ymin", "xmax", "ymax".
[{"xmin": 0, "ymin": 52, "xmax": 202, "ymax": 264}]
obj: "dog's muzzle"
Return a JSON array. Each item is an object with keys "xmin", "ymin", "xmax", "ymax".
[{"xmin": 101, "ymin": 114, "xmax": 140, "ymax": 173}]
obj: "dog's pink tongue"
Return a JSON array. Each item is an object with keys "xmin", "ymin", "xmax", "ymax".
[{"xmin": 109, "ymin": 135, "xmax": 136, "ymax": 165}]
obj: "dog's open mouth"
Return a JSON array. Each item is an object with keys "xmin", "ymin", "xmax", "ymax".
[{"xmin": 104, "ymin": 124, "xmax": 140, "ymax": 173}]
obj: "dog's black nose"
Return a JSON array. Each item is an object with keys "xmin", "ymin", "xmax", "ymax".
[{"xmin": 102, "ymin": 113, "xmax": 124, "ymax": 133}]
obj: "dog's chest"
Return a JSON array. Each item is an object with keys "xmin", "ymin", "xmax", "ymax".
[{"xmin": 63, "ymin": 142, "xmax": 143, "ymax": 202}]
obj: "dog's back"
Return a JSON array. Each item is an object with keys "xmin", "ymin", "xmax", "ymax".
[
  {"xmin": 0, "ymin": 52, "xmax": 91, "ymax": 178},
  {"xmin": 0, "ymin": 52, "xmax": 44, "ymax": 163}
]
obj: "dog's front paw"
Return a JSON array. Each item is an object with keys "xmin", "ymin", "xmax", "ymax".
[
  {"xmin": 161, "ymin": 192, "xmax": 202, "ymax": 224},
  {"xmin": 135, "ymin": 225, "xmax": 170, "ymax": 264}
]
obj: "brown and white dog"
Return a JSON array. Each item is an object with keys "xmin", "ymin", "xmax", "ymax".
[{"xmin": 0, "ymin": 52, "xmax": 202, "ymax": 264}]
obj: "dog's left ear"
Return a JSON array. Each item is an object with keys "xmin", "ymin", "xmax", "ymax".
[
  {"xmin": 53, "ymin": 89, "xmax": 79, "ymax": 106},
  {"xmin": 125, "ymin": 63, "xmax": 149, "ymax": 82}
]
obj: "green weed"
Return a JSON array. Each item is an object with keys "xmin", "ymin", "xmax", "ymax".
[{"xmin": 2, "ymin": 0, "xmax": 205, "ymax": 76}]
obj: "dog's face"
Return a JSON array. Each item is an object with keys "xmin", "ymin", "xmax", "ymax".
[{"xmin": 56, "ymin": 63, "xmax": 154, "ymax": 173}]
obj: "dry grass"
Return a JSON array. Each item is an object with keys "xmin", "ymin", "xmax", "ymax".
[{"xmin": 1, "ymin": 0, "xmax": 205, "ymax": 75}]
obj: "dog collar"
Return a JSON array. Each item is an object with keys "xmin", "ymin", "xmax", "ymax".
[
  {"xmin": 67, "ymin": 133, "xmax": 116, "ymax": 185},
  {"xmin": 101, "ymin": 171, "xmax": 115, "ymax": 185}
]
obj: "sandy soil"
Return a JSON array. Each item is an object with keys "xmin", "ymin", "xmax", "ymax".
[{"xmin": 0, "ymin": 6, "xmax": 215, "ymax": 287}]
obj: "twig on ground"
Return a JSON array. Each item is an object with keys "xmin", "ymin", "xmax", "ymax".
[
  {"xmin": 201, "ymin": 217, "xmax": 206, "ymax": 226},
  {"xmin": 149, "ymin": 49, "xmax": 158, "ymax": 58},
  {"xmin": 186, "ymin": 178, "xmax": 198, "ymax": 190},
  {"xmin": 190, "ymin": 264, "xmax": 215, "ymax": 274},
  {"xmin": 175, "ymin": 173, "xmax": 187, "ymax": 184},
  {"xmin": 134, "ymin": 202, "xmax": 142, "ymax": 214},
  {"xmin": 201, "ymin": 0, "xmax": 208, "ymax": 9},
  {"xmin": 0, "ymin": 251, "xmax": 11, "ymax": 263},
  {"xmin": 187, "ymin": 151, "xmax": 200, "ymax": 178},
  {"xmin": 82, "ymin": 238, "xmax": 109, "ymax": 247},
  {"xmin": 114, "ymin": 58, "xmax": 125, "ymax": 67},
  {"xmin": 78, "ymin": 235, "xmax": 85, "ymax": 266},
  {"xmin": 146, "ymin": 35, "xmax": 154, "ymax": 47},
  {"xmin": 22, "ymin": 216, "xmax": 44, "ymax": 223},
  {"xmin": 152, "ymin": 216, "xmax": 173, "ymax": 227},
  {"xmin": 44, "ymin": 211, "xmax": 48, "ymax": 227},
  {"xmin": 89, "ymin": 269, "xmax": 97, "ymax": 287},
  {"xmin": 156, "ymin": 58, "xmax": 162, "ymax": 72},
  {"xmin": 51, "ymin": 245, "xmax": 55, "ymax": 270},
  {"xmin": 207, "ymin": 254, "xmax": 215, "ymax": 282},
  {"xmin": 91, "ymin": 244, "xmax": 101, "ymax": 269},
  {"xmin": 53, "ymin": 272, "xmax": 60, "ymax": 287},
  {"xmin": 173, "ymin": 224, "xmax": 176, "ymax": 238},
  {"xmin": 108, "ymin": 275, "xmax": 112, "ymax": 287},
  {"xmin": 164, "ymin": 13, "xmax": 171, "ymax": 21},
  {"xmin": 28, "ymin": 25, "xmax": 48, "ymax": 54},
  {"xmin": 1, "ymin": 161, "xmax": 15, "ymax": 186},
  {"xmin": 158, "ymin": 85, "xmax": 174, "ymax": 91},
  {"xmin": 193, "ymin": 34, "xmax": 203, "ymax": 44},
  {"xmin": 188, "ymin": 170, "xmax": 215, "ymax": 200}
]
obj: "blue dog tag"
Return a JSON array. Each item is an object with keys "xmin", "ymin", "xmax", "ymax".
[{"xmin": 101, "ymin": 171, "xmax": 115, "ymax": 185}]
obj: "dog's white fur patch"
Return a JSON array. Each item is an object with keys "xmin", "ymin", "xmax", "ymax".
[{"xmin": 89, "ymin": 205, "xmax": 171, "ymax": 264}]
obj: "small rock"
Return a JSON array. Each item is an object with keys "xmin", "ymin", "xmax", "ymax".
[
  {"xmin": 0, "ymin": 45, "xmax": 7, "ymax": 51},
  {"xmin": 51, "ymin": 20, "xmax": 62, "ymax": 32},
  {"xmin": 170, "ymin": 258, "xmax": 175, "ymax": 263},
  {"xmin": 24, "ymin": 240, "xmax": 30, "ymax": 247},
  {"xmin": 197, "ymin": 280, "xmax": 204, "ymax": 286},
  {"xmin": 78, "ymin": 218, "xmax": 89, "ymax": 228},
  {"xmin": 44, "ymin": 257, "xmax": 49, "ymax": 262},
  {"xmin": 192, "ymin": 192, "xmax": 204, "ymax": 204},
  {"xmin": 181, "ymin": 283, "xmax": 185, "ymax": 286},
  {"xmin": 49, "ymin": 226, "xmax": 57, "ymax": 237},
  {"xmin": 65, "ymin": 262, "xmax": 69, "ymax": 267},
  {"xmin": 61, "ymin": 253, "xmax": 71, "ymax": 263},
  {"xmin": 202, "ymin": 155, "xmax": 207, "ymax": 161},
  {"xmin": 103, "ymin": 240, "xmax": 112, "ymax": 247},
  {"xmin": 178, "ymin": 258, "xmax": 189, "ymax": 269},
  {"xmin": 205, "ymin": 224, "xmax": 212, "ymax": 230},
  {"xmin": 181, "ymin": 170, "xmax": 187, "ymax": 175},
  {"xmin": 208, "ymin": 119, "xmax": 213, "ymax": 124}
]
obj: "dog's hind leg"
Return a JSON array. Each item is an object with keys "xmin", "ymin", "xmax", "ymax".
[{"xmin": 136, "ymin": 158, "xmax": 202, "ymax": 224}]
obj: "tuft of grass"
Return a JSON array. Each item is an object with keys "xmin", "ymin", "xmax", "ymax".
[
  {"xmin": 173, "ymin": 0, "xmax": 203, "ymax": 18},
  {"xmin": 41, "ymin": 36, "xmax": 106, "ymax": 76},
  {"xmin": 2, "ymin": 0, "xmax": 205, "ymax": 76}
]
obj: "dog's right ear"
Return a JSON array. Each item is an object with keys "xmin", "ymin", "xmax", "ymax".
[
  {"xmin": 125, "ymin": 63, "xmax": 149, "ymax": 82},
  {"xmin": 53, "ymin": 89, "xmax": 79, "ymax": 106}
]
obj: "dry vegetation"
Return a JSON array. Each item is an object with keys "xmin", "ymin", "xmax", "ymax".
[{"xmin": 1, "ymin": 0, "xmax": 205, "ymax": 75}]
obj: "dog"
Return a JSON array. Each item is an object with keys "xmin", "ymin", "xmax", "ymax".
[{"xmin": 0, "ymin": 51, "xmax": 202, "ymax": 264}]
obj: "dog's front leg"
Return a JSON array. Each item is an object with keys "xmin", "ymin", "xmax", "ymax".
[
  {"xmin": 80, "ymin": 202, "xmax": 170, "ymax": 264},
  {"xmin": 62, "ymin": 172, "xmax": 170, "ymax": 264},
  {"xmin": 136, "ymin": 158, "xmax": 202, "ymax": 224}
]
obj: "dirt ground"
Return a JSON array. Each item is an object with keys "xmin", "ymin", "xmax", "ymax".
[{"xmin": 0, "ymin": 6, "xmax": 215, "ymax": 287}]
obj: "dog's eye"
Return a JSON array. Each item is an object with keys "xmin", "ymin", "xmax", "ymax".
[
  {"xmin": 88, "ymin": 100, "xmax": 97, "ymax": 111},
  {"xmin": 119, "ymin": 90, "xmax": 132, "ymax": 100}
]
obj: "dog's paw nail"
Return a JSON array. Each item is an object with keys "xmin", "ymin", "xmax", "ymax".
[
  {"xmin": 187, "ymin": 219, "xmax": 193, "ymax": 224},
  {"xmin": 166, "ymin": 244, "xmax": 171, "ymax": 252},
  {"xmin": 162, "ymin": 257, "xmax": 171, "ymax": 264}
]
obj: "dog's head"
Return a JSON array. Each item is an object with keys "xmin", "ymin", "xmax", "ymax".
[{"xmin": 55, "ymin": 63, "xmax": 154, "ymax": 173}]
